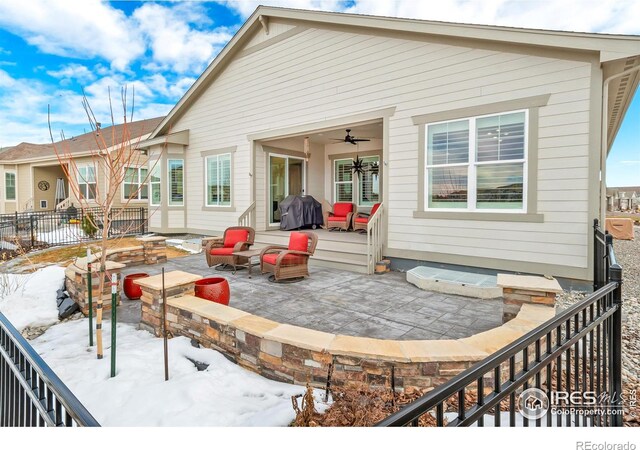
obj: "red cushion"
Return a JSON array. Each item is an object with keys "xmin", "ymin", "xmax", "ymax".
[
  {"xmin": 333, "ymin": 203, "xmax": 353, "ymax": 217},
  {"xmin": 370, "ymin": 203, "xmax": 381, "ymax": 216},
  {"xmin": 262, "ymin": 253, "xmax": 306, "ymax": 266},
  {"xmin": 210, "ymin": 247, "xmax": 234, "ymax": 255},
  {"xmin": 224, "ymin": 229, "xmax": 249, "ymax": 248},
  {"xmin": 288, "ymin": 232, "xmax": 309, "ymax": 252},
  {"xmin": 354, "ymin": 216, "xmax": 369, "ymax": 224},
  {"xmin": 327, "ymin": 216, "xmax": 347, "ymax": 222}
]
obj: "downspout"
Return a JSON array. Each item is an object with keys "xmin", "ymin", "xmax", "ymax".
[{"xmin": 600, "ymin": 64, "xmax": 640, "ymax": 221}]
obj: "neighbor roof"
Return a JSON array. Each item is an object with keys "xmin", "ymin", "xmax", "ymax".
[
  {"xmin": 149, "ymin": 6, "xmax": 640, "ymax": 141},
  {"xmin": 0, "ymin": 117, "xmax": 164, "ymax": 164}
]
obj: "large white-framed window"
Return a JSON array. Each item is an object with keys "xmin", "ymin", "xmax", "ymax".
[
  {"xmin": 425, "ymin": 110, "xmax": 527, "ymax": 212},
  {"xmin": 123, "ymin": 166, "xmax": 148, "ymax": 201},
  {"xmin": 358, "ymin": 156, "xmax": 380, "ymax": 207},
  {"xmin": 4, "ymin": 171, "xmax": 16, "ymax": 201},
  {"xmin": 334, "ymin": 158, "xmax": 353, "ymax": 203},
  {"xmin": 168, "ymin": 159, "xmax": 184, "ymax": 206},
  {"xmin": 205, "ymin": 153, "xmax": 231, "ymax": 207},
  {"xmin": 77, "ymin": 166, "xmax": 96, "ymax": 200},
  {"xmin": 149, "ymin": 163, "xmax": 161, "ymax": 206}
]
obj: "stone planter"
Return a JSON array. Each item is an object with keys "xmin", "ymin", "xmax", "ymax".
[
  {"xmin": 194, "ymin": 277, "xmax": 230, "ymax": 306},
  {"xmin": 123, "ymin": 273, "xmax": 149, "ymax": 300}
]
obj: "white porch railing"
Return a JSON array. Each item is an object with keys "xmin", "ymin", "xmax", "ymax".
[
  {"xmin": 55, "ymin": 198, "xmax": 71, "ymax": 211},
  {"xmin": 366, "ymin": 202, "xmax": 384, "ymax": 275},
  {"xmin": 238, "ymin": 201, "xmax": 256, "ymax": 228}
]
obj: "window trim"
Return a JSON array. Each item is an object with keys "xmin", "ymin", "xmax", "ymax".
[
  {"xmin": 149, "ymin": 161, "xmax": 161, "ymax": 207},
  {"xmin": 167, "ymin": 158, "xmax": 184, "ymax": 207},
  {"xmin": 76, "ymin": 165, "xmax": 96, "ymax": 201},
  {"xmin": 4, "ymin": 170, "xmax": 16, "ymax": 201},
  {"xmin": 121, "ymin": 166, "xmax": 149, "ymax": 202},
  {"xmin": 413, "ymin": 97, "xmax": 547, "ymax": 223},
  {"xmin": 205, "ymin": 152, "xmax": 232, "ymax": 208},
  {"xmin": 333, "ymin": 158, "xmax": 354, "ymax": 204},
  {"xmin": 424, "ymin": 109, "xmax": 528, "ymax": 214},
  {"xmin": 357, "ymin": 155, "xmax": 380, "ymax": 208}
]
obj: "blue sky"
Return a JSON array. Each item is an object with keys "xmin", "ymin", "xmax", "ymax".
[{"xmin": 0, "ymin": 0, "xmax": 638, "ymax": 186}]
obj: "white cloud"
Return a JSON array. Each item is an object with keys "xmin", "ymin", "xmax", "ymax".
[
  {"xmin": 133, "ymin": 3, "xmax": 235, "ymax": 73},
  {"xmin": 47, "ymin": 64, "xmax": 97, "ymax": 85},
  {"xmin": 0, "ymin": 0, "xmax": 144, "ymax": 70},
  {"xmin": 220, "ymin": 0, "xmax": 640, "ymax": 34}
]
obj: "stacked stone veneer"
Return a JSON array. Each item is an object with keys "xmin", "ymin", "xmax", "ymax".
[
  {"xmin": 498, "ymin": 274, "xmax": 562, "ymax": 323},
  {"xmin": 65, "ymin": 261, "xmax": 124, "ymax": 315},
  {"xmin": 65, "ymin": 236, "xmax": 167, "ymax": 315},
  {"xmin": 136, "ymin": 270, "xmax": 556, "ymax": 391}
]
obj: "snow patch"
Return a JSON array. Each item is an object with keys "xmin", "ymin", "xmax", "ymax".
[
  {"xmin": 37, "ymin": 225, "xmax": 87, "ymax": 244},
  {"xmin": 0, "ymin": 266, "xmax": 65, "ymax": 331},
  {"xmin": 32, "ymin": 319, "xmax": 310, "ymax": 426}
]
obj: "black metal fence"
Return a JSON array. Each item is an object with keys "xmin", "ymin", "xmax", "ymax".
[
  {"xmin": 377, "ymin": 218, "xmax": 623, "ymax": 427},
  {"xmin": 0, "ymin": 311, "xmax": 100, "ymax": 427},
  {"xmin": 0, "ymin": 207, "xmax": 147, "ymax": 248}
]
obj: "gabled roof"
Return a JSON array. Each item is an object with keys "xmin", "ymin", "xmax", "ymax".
[
  {"xmin": 150, "ymin": 6, "xmax": 640, "ymax": 140},
  {"xmin": 0, "ymin": 117, "xmax": 164, "ymax": 164}
]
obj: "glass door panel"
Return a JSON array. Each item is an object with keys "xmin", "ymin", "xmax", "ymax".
[{"xmin": 269, "ymin": 155, "xmax": 286, "ymax": 224}]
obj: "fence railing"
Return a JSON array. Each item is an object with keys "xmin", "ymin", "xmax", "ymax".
[
  {"xmin": 377, "ymin": 218, "xmax": 623, "ymax": 427},
  {"xmin": 366, "ymin": 203, "xmax": 384, "ymax": 275},
  {"xmin": 0, "ymin": 207, "xmax": 147, "ymax": 248},
  {"xmin": 0, "ymin": 311, "xmax": 100, "ymax": 427}
]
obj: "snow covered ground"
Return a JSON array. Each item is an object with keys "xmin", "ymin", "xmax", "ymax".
[
  {"xmin": 32, "ymin": 319, "xmax": 309, "ymax": 426},
  {"xmin": 0, "ymin": 266, "xmax": 320, "ymax": 426},
  {"xmin": 165, "ymin": 238, "xmax": 201, "ymax": 254},
  {"xmin": 37, "ymin": 224, "xmax": 87, "ymax": 244},
  {"xmin": 0, "ymin": 265, "xmax": 65, "ymax": 331}
]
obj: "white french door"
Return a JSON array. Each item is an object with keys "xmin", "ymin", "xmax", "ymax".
[{"xmin": 268, "ymin": 154, "xmax": 306, "ymax": 225}]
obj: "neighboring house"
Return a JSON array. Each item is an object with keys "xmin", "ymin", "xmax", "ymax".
[
  {"xmin": 0, "ymin": 117, "xmax": 163, "ymax": 214},
  {"xmin": 142, "ymin": 6, "xmax": 640, "ymax": 281},
  {"xmin": 607, "ymin": 186, "xmax": 640, "ymax": 212}
]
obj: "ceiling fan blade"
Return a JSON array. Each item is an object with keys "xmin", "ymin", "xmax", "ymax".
[{"xmin": 352, "ymin": 138, "xmax": 371, "ymax": 142}]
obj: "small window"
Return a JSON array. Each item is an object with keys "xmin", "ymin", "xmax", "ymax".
[
  {"xmin": 149, "ymin": 163, "xmax": 161, "ymax": 206},
  {"xmin": 334, "ymin": 158, "xmax": 353, "ymax": 203},
  {"xmin": 123, "ymin": 166, "xmax": 149, "ymax": 201},
  {"xmin": 77, "ymin": 166, "xmax": 96, "ymax": 200},
  {"xmin": 4, "ymin": 172, "xmax": 16, "ymax": 201},
  {"xmin": 358, "ymin": 156, "xmax": 380, "ymax": 207},
  {"xmin": 205, "ymin": 153, "xmax": 231, "ymax": 206},
  {"xmin": 40, "ymin": 200, "xmax": 47, "ymax": 209},
  {"xmin": 168, "ymin": 159, "xmax": 184, "ymax": 206}
]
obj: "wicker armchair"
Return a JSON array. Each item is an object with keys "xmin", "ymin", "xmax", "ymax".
[
  {"xmin": 205, "ymin": 226, "xmax": 255, "ymax": 271},
  {"xmin": 260, "ymin": 231, "xmax": 318, "ymax": 282},
  {"xmin": 353, "ymin": 203, "xmax": 381, "ymax": 233},
  {"xmin": 326, "ymin": 202, "xmax": 354, "ymax": 231}
]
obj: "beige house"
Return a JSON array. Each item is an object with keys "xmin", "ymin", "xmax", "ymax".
[
  {"xmin": 0, "ymin": 117, "xmax": 163, "ymax": 214},
  {"xmin": 141, "ymin": 7, "xmax": 639, "ymax": 280}
]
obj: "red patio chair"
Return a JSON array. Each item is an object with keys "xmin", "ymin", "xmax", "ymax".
[
  {"xmin": 205, "ymin": 226, "xmax": 255, "ymax": 272},
  {"xmin": 353, "ymin": 203, "xmax": 381, "ymax": 233},
  {"xmin": 260, "ymin": 231, "xmax": 318, "ymax": 282},
  {"xmin": 326, "ymin": 202, "xmax": 354, "ymax": 231}
]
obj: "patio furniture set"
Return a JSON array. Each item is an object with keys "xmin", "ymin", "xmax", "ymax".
[
  {"xmin": 204, "ymin": 226, "xmax": 318, "ymax": 282},
  {"xmin": 326, "ymin": 202, "xmax": 381, "ymax": 232}
]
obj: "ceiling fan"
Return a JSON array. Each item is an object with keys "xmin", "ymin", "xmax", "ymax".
[{"xmin": 333, "ymin": 129, "xmax": 371, "ymax": 145}]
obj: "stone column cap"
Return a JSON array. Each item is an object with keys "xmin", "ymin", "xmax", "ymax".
[
  {"xmin": 134, "ymin": 270, "xmax": 202, "ymax": 290},
  {"xmin": 137, "ymin": 235, "xmax": 167, "ymax": 242},
  {"xmin": 497, "ymin": 274, "xmax": 562, "ymax": 293}
]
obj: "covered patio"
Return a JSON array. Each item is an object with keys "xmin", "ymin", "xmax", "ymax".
[{"xmin": 121, "ymin": 253, "xmax": 504, "ymax": 340}]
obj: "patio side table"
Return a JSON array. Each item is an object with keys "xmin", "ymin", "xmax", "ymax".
[{"xmin": 232, "ymin": 248, "xmax": 263, "ymax": 279}]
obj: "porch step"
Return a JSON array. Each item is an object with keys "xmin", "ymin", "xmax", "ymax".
[{"xmin": 254, "ymin": 230, "xmax": 369, "ymax": 273}]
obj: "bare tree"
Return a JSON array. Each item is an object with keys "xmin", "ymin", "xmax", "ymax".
[{"xmin": 48, "ymin": 86, "xmax": 161, "ymax": 359}]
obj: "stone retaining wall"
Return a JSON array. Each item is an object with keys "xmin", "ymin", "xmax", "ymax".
[
  {"xmin": 65, "ymin": 236, "xmax": 167, "ymax": 315},
  {"xmin": 135, "ymin": 271, "xmax": 556, "ymax": 391}
]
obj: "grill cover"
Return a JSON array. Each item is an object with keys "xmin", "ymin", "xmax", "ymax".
[{"xmin": 279, "ymin": 195, "xmax": 323, "ymax": 230}]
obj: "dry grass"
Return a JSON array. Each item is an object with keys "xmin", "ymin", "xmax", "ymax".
[{"xmin": 18, "ymin": 237, "xmax": 190, "ymax": 266}]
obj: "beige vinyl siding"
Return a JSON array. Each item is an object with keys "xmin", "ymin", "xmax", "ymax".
[
  {"xmin": 17, "ymin": 164, "xmax": 31, "ymax": 211},
  {"xmin": 242, "ymin": 20, "xmax": 296, "ymax": 49},
  {"xmin": 168, "ymin": 26, "xmax": 595, "ymax": 277}
]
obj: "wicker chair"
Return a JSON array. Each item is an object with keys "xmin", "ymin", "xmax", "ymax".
[
  {"xmin": 353, "ymin": 203, "xmax": 381, "ymax": 233},
  {"xmin": 260, "ymin": 231, "xmax": 318, "ymax": 282},
  {"xmin": 326, "ymin": 202, "xmax": 354, "ymax": 231},
  {"xmin": 205, "ymin": 226, "xmax": 255, "ymax": 271}
]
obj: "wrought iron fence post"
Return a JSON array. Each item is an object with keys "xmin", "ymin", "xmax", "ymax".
[
  {"xmin": 140, "ymin": 207, "xmax": 146, "ymax": 234},
  {"xmin": 593, "ymin": 219, "xmax": 600, "ymax": 290},
  {"xmin": 609, "ymin": 257, "xmax": 623, "ymax": 427},
  {"xmin": 14, "ymin": 211, "xmax": 18, "ymax": 237},
  {"xmin": 30, "ymin": 215, "xmax": 35, "ymax": 247}
]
